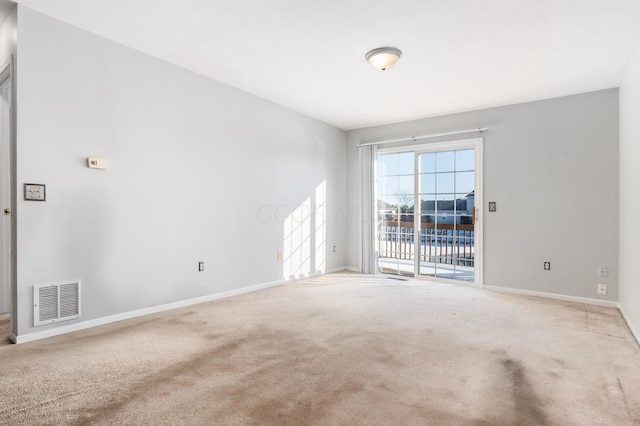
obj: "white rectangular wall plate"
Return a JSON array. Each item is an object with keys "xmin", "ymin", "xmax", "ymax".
[
  {"xmin": 87, "ymin": 157, "xmax": 108, "ymax": 169},
  {"xmin": 597, "ymin": 283, "xmax": 607, "ymax": 296},
  {"xmin": 24, "ymin": 183, "xmax": 46, "ymax": 201}
]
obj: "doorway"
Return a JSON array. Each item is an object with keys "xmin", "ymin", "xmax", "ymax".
[
  {"xmin": 0, "ymin": 57, "xmax": 14, "ymax": 342},
  {"xmin": 376, "ymin": 151, "xmax": 415, "ymax": 276},
  {"xmin": 375, "ymin": 138, "xmax": 482, "ymax": 286}
]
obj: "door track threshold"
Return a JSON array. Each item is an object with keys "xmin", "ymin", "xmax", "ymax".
[{"xmin": 386, "ymin": 276, "xmax": 410, "ymax": 281}]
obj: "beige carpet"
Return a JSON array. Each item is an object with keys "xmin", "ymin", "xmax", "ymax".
[{"xmin": 0, "ymin": 273, "xmax": 639, "ymax": 425}]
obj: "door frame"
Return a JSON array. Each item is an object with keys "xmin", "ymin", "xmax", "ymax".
[
  {"xmin": 377, "ymin": 137, "xmax": 483, "ymax": 288},
  {"xmin": 0, "ymin": 55, "xmax": 16, "ymax": 340}
]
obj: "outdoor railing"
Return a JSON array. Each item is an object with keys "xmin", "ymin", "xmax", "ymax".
[{"xmin": 377, "ymin": 221, "xmax": 475, "ymax": 267}]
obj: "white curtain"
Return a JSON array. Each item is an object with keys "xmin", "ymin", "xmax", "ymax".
[{"xmin": 358, "ymin": 144, "xmax": 377, "ymax": 274}]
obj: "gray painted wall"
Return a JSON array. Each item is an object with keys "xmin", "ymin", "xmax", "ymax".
[
  {"xmin": 346, "ymin": 89, "xmax": 619, "ymax": 301},
  {"xmin": 619, "ymin": 36, "xmax": 640, "ymax": 338},
  {"xmin": 15, "ymin": 7, "xmax": 346, "ymax": 338}
]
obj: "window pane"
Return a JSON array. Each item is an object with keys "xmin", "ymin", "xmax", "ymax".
[
  {"xmin": 398, "ymin": 175, "xmax": 414, "ymax": 195},
  {"xmin": 378, "ymin": 154, "xmax": 398, "ymax": 176},
  {"xmin": 397, "ymin": 197, "xmax": 414, "ymax": 213},
  {"xmin": 419, "ymin": 173, "xmax": 436, "ymax": 194},
  {"xmin": 420, "ymin": 194, "xmax": 436, "ymax": 213},
  {"xmin": 436, "ymin": 151, "xmax": 455, "ymax": 172},
  {"xmin": 455, "ymin": 150, "xmax": 475, "ymax": 172},
  {"xmin": 455, "ymin": 171, "xmax": 474, "ymax": 194},
  {"xmin": 420, "ymin": 153, "xmax": 436, "ymax": 173},
  {"xmin": 456, "ymin": 194, "xmax": 474, "ymax": 214},
  {"xmin": 379, "ymin": 194, "xmax": 402, "ymax": 208},
  {"xmin": 378, "ymin": 176, "xmax": 398, "ymax": 195},
  {"xmin": 459, "ymin": 190, "xmax": 475, "ymax": 226},
  {"xmin": 376, "ymin": 179, "xmax": 381, "ymax": 196},
  {"xmin": 437, "ymin": 214, "xmax": 456, "ymax": 226},
  {"xmin": 436, "ymin": 172, "xmax": 455, "ymax": 193},
  {"xmin": 398, "ymin": 152, "xmax": 415, "ymax": 175},
  {"xmin": 436, "ymin": 194, "xmax": 456, "ymax": 212},
  {"xmin": 421, "ymin": 214, "xmax": 436, "ymax": 225}
]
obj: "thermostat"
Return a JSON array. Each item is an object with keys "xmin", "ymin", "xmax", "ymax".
[{"xmin": 87, "ymin": 158, "xmax": 108, "ymax": 169}]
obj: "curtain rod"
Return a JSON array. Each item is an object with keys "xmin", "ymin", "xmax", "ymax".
[{"xmin": 357, "ymin": 127, "xmax": 488, "ymax": 147}]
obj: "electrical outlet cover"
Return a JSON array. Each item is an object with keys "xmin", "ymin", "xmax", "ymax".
[{"xmin": 597, "ymin": 266, "xmax": 608, "ymax": 278}]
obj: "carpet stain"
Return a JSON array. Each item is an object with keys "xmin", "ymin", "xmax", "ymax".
[
  {"xmin": 552, "ymin": 357, "xmax": 569, "ymax": 368},
  {"xmin": 501, "ymin": 359, "xmax": 547, "ymax": 425},
  {"xmin": 545, "ymin": 371, "xmax": 561, "ymax": 379},
  {"xmin": 48, "ymin": 317, "xmax": 159, "ymax": 350},
  {"xmin": 248, "ymin": 399, "xmax": 290, "ymax": 424},
  {"xmin": 2, "ymin": 275, "xmax": 639, "ymax": 425},
  {"xmin": 373, "ymin": 351, "xmax": 403, "ymax": 367},
  {"xmin": 0, "ymin": 390, "xmax": 86, "ymax": 419},
  {"xmin": 204, "ymin": 332, "xmax": 224, "ymax": 341},
  {"xmin": 204, "ymin": 327, "xmax": 376, "ymax": 425},
  {"xmin": 247, "ymin": 380, "xmax": 365, "ymax": 425},
  {"xmin": 617, "ymin": 377, "xmax": 634, "ymax": 421},
  {"xmin": 75, "ymin": 338, "xmax": 247, "ymax": 425}
]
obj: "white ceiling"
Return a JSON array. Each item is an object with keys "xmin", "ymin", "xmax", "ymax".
[{"xmin": 12, "ymin": 0, "xmax": 640, "ymax": 130}]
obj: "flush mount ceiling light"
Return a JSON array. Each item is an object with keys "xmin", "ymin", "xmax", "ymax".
[{"xmin": 365, "ymin": 47, "xmax": 402, "ymax": 71}]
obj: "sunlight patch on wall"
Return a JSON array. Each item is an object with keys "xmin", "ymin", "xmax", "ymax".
[
  {"xmin": 315, "ymin": 181, "xmax": 326, "ymax": 274},
  {"xmin": 283, "ymin": 180, "xmax": 327, "ymax": 280},
  {"xmin": 283, "ymin": 198, "xmax": 311, "ymax": 279}
]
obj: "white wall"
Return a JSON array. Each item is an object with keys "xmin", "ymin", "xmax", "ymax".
[
  {"xmin": 619, "ymin": 36, "xmax": 640, "ymax": 340},
  {"xmin": 15, "ymin": 7, "xmax": 346, "ymax": 339},
  {"xmin": 346, "ymin": 90, "xmax": 619, "ymax": 301}
]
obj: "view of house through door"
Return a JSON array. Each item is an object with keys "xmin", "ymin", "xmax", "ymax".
[
  {"xmin": 376, "ymin": 152, "xmax": 415, "ymax": 276},
  {"xmin": 375, "ymin": 139, "xmax": 481, "ymax": 285},
  {"xmin": 0, "ymin": 63, "xmax": 13, "ymax": 335}
]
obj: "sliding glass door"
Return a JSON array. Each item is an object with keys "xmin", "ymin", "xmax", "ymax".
[
  {"xmin": 375, "ymin": 139, "xmax": 481, "ymax": 285},
  {"xmin": 376, "ymin": 152, "xmax": 415, "ymax": 276},
  {"xmin": 417, "ymin": 148, "xmax": 476, "ymax": 281}
]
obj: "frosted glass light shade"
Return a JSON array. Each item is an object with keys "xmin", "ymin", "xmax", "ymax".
[{"xmin": 365, "ymin": 47, "xmax": 402, "ymax": 71}]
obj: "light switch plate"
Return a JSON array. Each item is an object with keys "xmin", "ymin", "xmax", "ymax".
[
  {"xmin": 87, "ymin": 157, "xmax": 108, "ymax": 169},
  {"xmin": 24, "ymin": 183, "xmax": 46, "ymax": 201}
]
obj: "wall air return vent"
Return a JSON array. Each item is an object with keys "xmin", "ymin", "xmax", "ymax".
[{"xmin": 33, "ymin": 281, "xmax": 81, "ymax": 326}]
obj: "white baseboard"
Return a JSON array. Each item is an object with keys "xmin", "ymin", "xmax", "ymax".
[
  {"xmin": 326, "ymin": 266, "xmax": 349, "ymax": 274},
  {"xmin": 14, "ymin": 276, "xmax": 300, "ymax": 344},
  {"xmin": 20, "ymin": 271, "xmax": 628, "ymax": 345},
  {"xmin": 617, "ymin": 303, "xmax": 640, "ymax": 347},
  {"xmin": 484, "ymin": 285, "xmax": 619, "ymax": 308},
  {"xmin": 13, "ymin": 268, "xmax": 358, "ymax": 344}
]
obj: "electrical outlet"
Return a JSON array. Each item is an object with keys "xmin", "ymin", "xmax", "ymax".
[
  {"xmin": 597, "ymin": 266, "xmax": 608, "ymax": 278},
  {"xmin": 544, "ymin": 261, "xmax": 551, "ymax": 270},
  {"xmin": 198, "ymin": 261, "xmax": 204, "ymax": 272},
  {"xmin": 333, "ymin": 246, "xmax": 337, "ymax": 253},
  {"xmin": 597, "ymin": 283, "xmax": 607, "ymax": 296}
]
